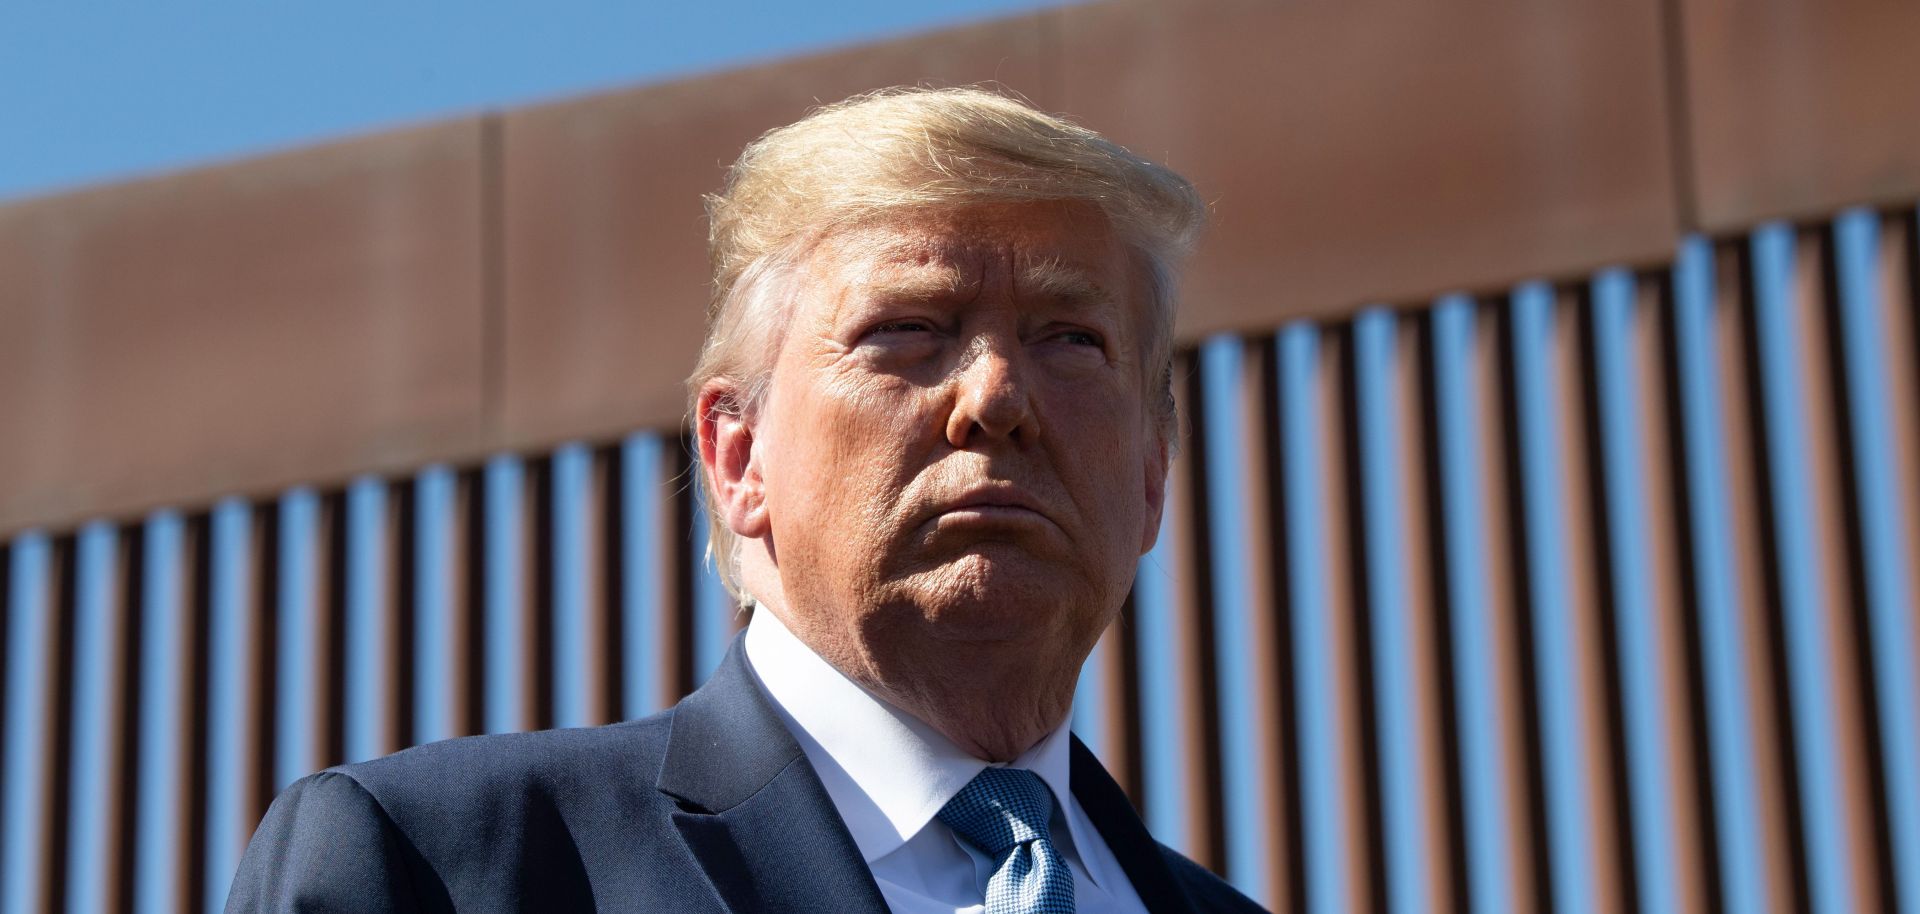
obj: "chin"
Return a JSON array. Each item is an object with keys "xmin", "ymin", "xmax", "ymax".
[{"xmin": 882, "ymin": 549, "xmax": 1104, "ymax": 645}]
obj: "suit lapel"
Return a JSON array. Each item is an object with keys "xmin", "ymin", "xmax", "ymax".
[
  {"xmin": 657, "ymin": 637, "xmax": 891, "ymax": 914},
  {"xmin": 1071, "ymin": 736, "xmax": 1200, "ymax": 914},
  {"xmin": 659, "ymin": 637, "xmax": 1197, "ymax": 913}
]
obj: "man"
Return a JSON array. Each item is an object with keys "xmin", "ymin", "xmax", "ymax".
[{"xmin": 229, "ymin": 87, "xmax": 1265, "ymax": 913}]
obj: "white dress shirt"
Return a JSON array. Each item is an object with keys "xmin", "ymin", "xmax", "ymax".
[{"xmin": 743, "ymin": 607, "xmax": 1151, "ymax": 914}]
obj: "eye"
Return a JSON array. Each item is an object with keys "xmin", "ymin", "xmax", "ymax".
[
  {"xmin": 870, "ymin": 319, "xmax": 936, "ymax": 335},
  {"xmin": 1051, "ymin": 328, "xmax": 1104, "ymax": 348}
]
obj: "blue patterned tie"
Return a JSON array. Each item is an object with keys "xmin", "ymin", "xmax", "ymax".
[{"xmin": 937, "ymin": 767, "xmax": 1076, "ymax": 914}]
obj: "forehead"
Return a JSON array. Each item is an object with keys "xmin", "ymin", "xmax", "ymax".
[{"xmin": 801, "ymin": 200, "xmax": 1136, "ymax": 305}]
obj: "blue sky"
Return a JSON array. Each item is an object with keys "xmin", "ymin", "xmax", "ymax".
[{"xmin": 0, "ymin": 1, "xmax": 1068, "ymax": 202}]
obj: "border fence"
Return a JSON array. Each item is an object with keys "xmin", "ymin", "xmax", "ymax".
[
  {"xmin": 6, "ymin": 208, "xmax": 1918, "ymax": 912},
  {"xmin": 6, "ymin": 2, "xmax": 1920, "ymax": 911}
]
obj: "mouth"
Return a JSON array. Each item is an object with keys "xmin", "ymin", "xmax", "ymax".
[{"xmin": 927, "ymin": 485, "xmax": 1056, "ymax": 529}]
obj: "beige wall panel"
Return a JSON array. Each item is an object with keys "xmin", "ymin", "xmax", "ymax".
[
  {"xmin": 0, "ymin": 122, "xmax": 488, "ymax": 540},
  {"xmin": 1682, "ymin": 1, "xmax": 1920, "ymax": 230},
  {"xmin": 1056, "ymin": 0, "xmax": 1681, "ymax": 339},
  {"xmin": 495, "ymin": 14, "xmax": 1057, "ymax": 447}
]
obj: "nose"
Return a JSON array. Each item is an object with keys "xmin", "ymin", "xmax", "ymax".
[{"xmin": 945, "ymin": 334, "xmax": 1039, "ymax": 448}]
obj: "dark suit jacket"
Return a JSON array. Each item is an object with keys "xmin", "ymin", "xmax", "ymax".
[{"xmin": 226, "ymin": 637, "xmax": 1268, "ymax": 913}]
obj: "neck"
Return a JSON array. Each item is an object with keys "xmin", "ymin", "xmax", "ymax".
[
  {"xmin": 751, "ymin": 596, "xmax": 1078, "ymax": 763},
  {"xmin": 874, "ymin": 660, "xmax": 1076, "ymax": 762}
]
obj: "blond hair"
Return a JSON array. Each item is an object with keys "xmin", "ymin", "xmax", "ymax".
[{"xmin": 689, "ymin": 86, "xmax": 1206, "ymax": 604}]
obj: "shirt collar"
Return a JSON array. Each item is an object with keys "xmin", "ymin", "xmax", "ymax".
[{"xmin": 741, "ymin": 606, "xmax": 1088, "ymax": 872}]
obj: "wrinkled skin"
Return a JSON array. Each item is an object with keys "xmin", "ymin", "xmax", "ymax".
[{"xmin": 699, "ymin": 200, "xmax": 1169, "ymax": 761}]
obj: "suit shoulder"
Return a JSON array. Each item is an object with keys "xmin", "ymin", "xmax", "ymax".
[
  {"xmin": 1156, "ymin": 844, "xmax": 1272, "ymax": 913},
  {"xmin": 235, "ymin": 715, "xmax": 686, "ymax": 910},
  {"xmin": 330, "ymin": 712, "xmax": 676, "ymax": 818},
  {"xmin": 228, "ymin": 770, "xmax": 431, "ymax": 912}
]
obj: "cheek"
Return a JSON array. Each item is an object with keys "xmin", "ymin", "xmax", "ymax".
[
  {"xmin": 813, "ymin": 376, "xmax": 934, "ymax": 475},
  {"xmin": 1046, "ymin": 378, "xmax": 1146, "ymax": 462},
  {"xmin": 764, "ymin": 375, "xmax": 936, "ymax": 538},
  {"xmin": 1043, "ymin": 385, "xmax": 1154, "ymax": 542}
]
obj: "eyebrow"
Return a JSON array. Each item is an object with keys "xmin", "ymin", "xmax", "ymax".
[
  {"xmin": 1019, "ymin": 259, "xmax": 1113, "ymax": 310},
  {"xmin": 860, "ymin": 264, "xmax": 969, "ymax": 303}
]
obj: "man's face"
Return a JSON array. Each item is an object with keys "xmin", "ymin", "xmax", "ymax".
[{"xmin": 746, "ymin": 200, "xmax": 1168, "ymax": 693}]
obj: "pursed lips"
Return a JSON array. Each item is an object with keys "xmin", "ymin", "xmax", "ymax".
[{"xmin": 924, "ymin": 484, "xmax": 1060, "ymax": 530}]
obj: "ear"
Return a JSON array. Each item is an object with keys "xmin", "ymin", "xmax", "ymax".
[
  {"xmin": 1139, "ymin": 434, "xmax": 1170, "ymax": 555},
  {"xmin": 696, "ymin": 381, "xmax": 772, "ymax": 540}
]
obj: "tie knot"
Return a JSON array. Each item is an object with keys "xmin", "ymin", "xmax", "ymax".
[{"xmin": 937, "ymin": 767, "xmax": 1057, "ymax": 857}]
